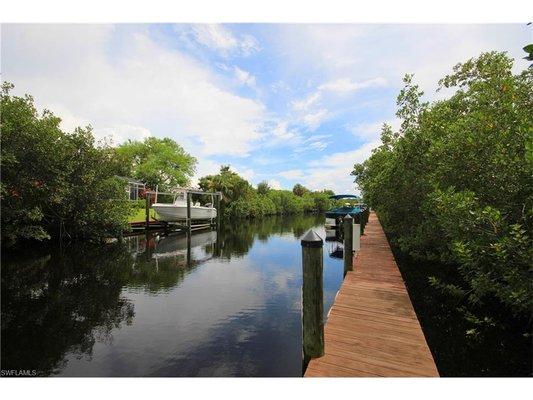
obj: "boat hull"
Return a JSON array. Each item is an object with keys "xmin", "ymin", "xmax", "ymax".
[{"xmin": 152, "ymin": 203, "xmax": 217, "ymax": 222}]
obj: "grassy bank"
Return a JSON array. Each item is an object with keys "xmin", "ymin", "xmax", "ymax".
[{"xmin": 127, "ymin": 208, "xmax": 159, "ymax": 223}]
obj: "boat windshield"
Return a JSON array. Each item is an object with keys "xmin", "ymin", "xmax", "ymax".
[{"xmin": 173, "ymin": 191, "xmax": 186, "ymax": 203}]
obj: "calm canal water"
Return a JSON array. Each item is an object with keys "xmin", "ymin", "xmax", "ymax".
[{"xmin": 1, "ymin": 214, "xmax": 345, "ymax": 377}]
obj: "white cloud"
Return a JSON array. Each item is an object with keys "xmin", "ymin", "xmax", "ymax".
[
  {"xmin": 190, "ymin": 24, "xmax": 259, "ymax": 56},
  {"xmin": 272, "ymin": 121, "xmax": 299, "ymax": 141},
  {"xmin": 2, "ymin": 25, "xmax": 265, "ymax": 157},
  {"xmin": 233, "ymin": 166, "xmax": 255, "ymax": 182},
  {"xmin": 304, "ymin": 134, "xmax": 331, "ymax": 142},
  {"xmin": 191, "ymin": 159, "xmax": 258, "ymax": 189},
  {"xmin": 94, "ymin": 125, "xmax": 152, "ymax": 146},
  {"xmin": 267, "ymin": 179, "xmax": 282, "ymax": 190},
  {"xmin": 270, "ymin": 80, "xmax": 291, "ymax": 93},
  {"xmin": 349, "ymin": 118, "xmax": 401, "ymax": 142},
  {"xmin": 319, "ymin": 77, "xmax": 387, "ymax": 92},
  {"xmin": 274, "ymin": 24, "xmax": 530, "ymax": 97},
  {"xmin": 301, "ymin": 109, "xmax": 330, "ymax": 131},
  {"xmin": 192, "ymin": 24, "xmax": 237, "ymax": 50},
  {"xmin": 309, "ymin": 141, "xmax": 380, "ymax": 169},
  {"xmin": 239, "ymin": 34, "xmax": 261, "ymax": 56},
  {"xmin": 191, "ymin": 158, "xmax": 222, "ymax": 187},
  {"xmin": 308, "ymin": 141, "xmax": 328, "ymax": 151},
  {"xmin": 234, "ymin": 66, "xmax": 256, "ymax": 87},
  {"xmin": 299, "ymin": 140, "xmax": 381, "ymax": 195},
  {"xmin": 47, "ymin": 103, "xmax": 91, "ymax": 133},
  {"xmin": 293, "ymin": 138, "xmax": 329, "ymax": 153},
  {"xmin": 290, "ymin": 92, "xmax": 321, "ymax": 111},
  {"xmin": 278, "ymin": 169, "xmax": 304, "ymax": 180}
]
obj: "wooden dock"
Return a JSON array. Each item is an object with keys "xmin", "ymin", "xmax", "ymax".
[{"xmin": 305, "ymin": 212, "xmax": 439, "ymax": 377}]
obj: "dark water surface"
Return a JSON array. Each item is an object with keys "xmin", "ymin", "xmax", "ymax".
[{"xmin": 1, "ymin": 214, "xmax": 345, "ymax": 377}]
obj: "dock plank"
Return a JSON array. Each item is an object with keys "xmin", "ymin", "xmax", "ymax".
[{"xmin": 305, "ymin": 212, "xmax": 439, "ymax": 377}]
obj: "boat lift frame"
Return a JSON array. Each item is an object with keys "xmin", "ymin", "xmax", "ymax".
[{"xmin": 137, "ymin": 186, "xmax": 222, "ymax": 234}]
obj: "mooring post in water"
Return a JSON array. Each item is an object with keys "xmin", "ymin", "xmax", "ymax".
[
  {"xmin": 301, "ymin": 230, "xmax": 324, "ymax": 361},
  {"xmin": 213, "ymin": 192, "xmax": 220, "ymax": 227},
  {"xmin": 186, "ymin": 191, "xmax": 191, "ymax": 232},
  {"xmin": 210, "ymin": 193, "xmax": 214, "ymax": 226},
  {"xmin": 144, "ymin": 232, "xmax": 154, "ymax": 261},
  {"xmin": 215, "ymin": 193, "xmax": 221, "ymax": 227},
  {"xmin": 343, "ymin": 214, "xmax": 354, "ymax": 276},
  {"xmin": 186, "ymin": 231, "xmax": 192, "ymax": 268},
  {"xmin": 145, "ymin": 192, "xmax": 150, "ymax": 232}
]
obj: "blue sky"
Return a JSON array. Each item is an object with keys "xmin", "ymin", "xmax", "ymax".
[{"xmin": 1, "ymin": 24, "xmax": 530, "ymax": 193}]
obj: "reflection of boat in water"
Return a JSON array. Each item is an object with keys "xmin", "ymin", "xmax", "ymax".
[
  {"xmin": 125, "ymin": 230, "xmax": 218, "ymax": 268},
  {"xmin": 123, "ymin": 230, "xmax": 218, "ymax": 292},
  {"xmin": 153, "ymin": 230, "xmax": 217, "ymax": 259},
  {"xmin": 152, "ymin": 190, "xmax": 217, "ymax": 222},
  {"xmin": 325, "ymin": 229, "xmax": 344, "ymax": 258},
  {"xmin": 328, "ymin": 244, "xmax": 343, "ymax": 259}
]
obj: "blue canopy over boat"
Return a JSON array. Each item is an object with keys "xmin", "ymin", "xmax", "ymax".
[
  {"xmin": 325, "ymin": 205, "xmax": 363, "ymax": 219},
  {"xmin": 328, "ymin": 194, "xmax": 359, "ymax": 200},
  {"xmin": 325, "ymin": 194, "xmax": 366, "ymax": 219}
]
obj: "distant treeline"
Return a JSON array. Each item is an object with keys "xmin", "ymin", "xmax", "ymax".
[
  {"xmin": 198, "ymin": 167, "xmax": 336, "ymax": 219},
  {"xmin": 0, "ymin": 82, "xmax": 338, "ymax": 247}
]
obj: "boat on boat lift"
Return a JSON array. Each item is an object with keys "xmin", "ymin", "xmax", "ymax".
[
  {"xmin": 324, "ymin": 194, "xmax": 366, "ymax": 229},
  {"xmin": 152, "ymin": 189, "xmax": 217, "ymax": 222}
]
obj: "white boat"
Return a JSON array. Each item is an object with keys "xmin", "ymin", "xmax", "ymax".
[{"xmin": 152, "ymin": 191, "xmax": 217, "ymax": 222}]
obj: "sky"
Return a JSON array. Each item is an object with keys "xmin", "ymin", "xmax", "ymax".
[{"xmin": 1, "ymin": 24, "xmax": 530, "ymax": 194}]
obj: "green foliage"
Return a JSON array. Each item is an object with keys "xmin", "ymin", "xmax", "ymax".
[
  {"xmin": 292, "ymin": 183, "xmax": 310, "ymax": 197},
  {"xmin": 114, "ymin": 137, "xmax": 196, "ymax": 190},
  {"xmin": 1, "ymin": 82, "xmax": 132, "ymax": 246},
  {"xmin": 352, "ymin": 52, "xmax": 532, "ymax": 321},
  {"xmin": 256, "ymin": 180, "xmax": 271, "ymax": 195},
  {"xmin": 313, "ymin": 192, "xmax": 333, "ymax": 212},
  {"xmin": 198, "ymin": 165, "xmax": 253, "ymax": 205},
  {"xmin": 522, "ymin": 44, "xmax": 533, "ymax": 63},
  {"xmin": 197, "ymin": 166, "xmax": 334, "ymax": 219}
]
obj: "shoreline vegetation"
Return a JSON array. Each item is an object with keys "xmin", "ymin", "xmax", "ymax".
[
  {"xmin": 0, "ymin": 82, "xmax": 339, "ymax": 249},
  {"xmin": 352, "ymin": 52, "xmax": 532, "ymax": 376}
]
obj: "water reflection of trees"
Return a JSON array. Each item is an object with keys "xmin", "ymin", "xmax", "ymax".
[
  {"xmin": 1, "ymin": 214, "xmax": 325, "ymax": 376},
  {"xmin": 1, "ymin": 245, "xmax": 135, "ymax": 376},
  {"xmin": 124, "ymin": 233, "xmax": 215, "ymax": 293},
  {"xmin": 216, "ymin": 214, "xmax": 323, "ymax": 259},
  {"xmin": 1, "ymin": 233, "xmax": 217, "ymax": 375}
]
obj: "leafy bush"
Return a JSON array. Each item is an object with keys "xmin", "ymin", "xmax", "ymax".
[
  {"xmin": 114, "ymin": 137, "xmax": 196, "ymax": 191},
  {"xmin": 1, "ymin": 83, "xmax": 132, "ymax": 246},
  {"xmin": 352, "ymin": 52, "xmax": 532, "ymax": 320}
]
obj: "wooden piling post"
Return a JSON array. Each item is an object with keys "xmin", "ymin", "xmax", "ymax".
[
  {"xmin": 186, "ymin": 191, "xmax": 191, "ymax": 232},
  {"xmin": 210, "ymin": 193, "xmax": 214, "ymax": 226},
  {"xmin": 145, "ymin": 191, "xmax": 150, "ymax": 232},
  {"xmin": 301, "ymin": 229, "xmax": 324, "ymax": 360},
  {"xmin": 353, "ymin": 223, "xmax": 361, "ymax": 252},
  {"xmin": 343, "ymin": 214, "xmax": 353, "ymax": 276},
  {"xmin": 215, "ymin": 193, "xmax": 221, "ymax": 227},
  {"xmin": 186, "ymin": 231, "xmax": 192, "ymax": 268}
]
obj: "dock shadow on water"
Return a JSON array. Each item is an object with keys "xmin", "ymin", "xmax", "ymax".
[{"xmin": 1, "ymin": 214, "xmax": 345, "ymax": 377}]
